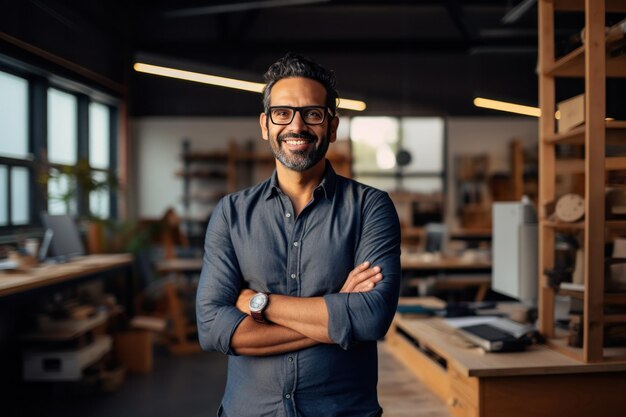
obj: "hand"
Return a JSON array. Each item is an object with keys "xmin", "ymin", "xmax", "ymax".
[
  {"xmin": 340, "ymin": 261, "xmax": 383, "ymax": 293},
  {"xmin": 236, "ymin": 288, "xmax": 256, "ymax": 314}
]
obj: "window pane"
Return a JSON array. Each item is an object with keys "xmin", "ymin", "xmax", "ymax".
[
  {"xmin": 11, "ymin": 167, "xmax": 30, "ymax": 225},
  {"xmin": 48, "ymin": 88, "xmax": 77, "ymax": 165},
  {"xmin": 401, "ymin": 118, "xmax": 444, "ymax": 173},
  {"xmin": 0, "ymin": 71, "xmax": 29, "ymax": 158},
  {"xmin": 48, "ymin": 171, "xmax": 76, "ymax": 215},
  {"xmin": 0, "ymin": 166, "xmax": 7, "ymax": 226},
  {"xmin": 351, "ymin": 117, "xmax": 399, "ymax": 173},
  {"xmin": 89, "ymin": 102, "xmax": 110, "ymax": 169},
  {"xmin": 90, "ymin": 171, "xmax": 110, "ymax": 219}
]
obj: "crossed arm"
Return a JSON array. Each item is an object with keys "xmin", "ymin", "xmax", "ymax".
[{"xmin": 230, "ymin": 262, "xmax": 383, "ymax": 356}]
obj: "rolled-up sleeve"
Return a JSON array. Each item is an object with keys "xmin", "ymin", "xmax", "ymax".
[
  {"xmin": 324, "ymin": 192, "xmax": 401, "ymax": 350},
  {"xmin": 196, "ymin": 198, "xmax": 247, "ymax": 355}
]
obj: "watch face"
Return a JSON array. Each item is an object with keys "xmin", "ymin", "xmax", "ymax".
[{"xmin": 250, "ymin": 293, "xmax": 267, "ymax": 311}]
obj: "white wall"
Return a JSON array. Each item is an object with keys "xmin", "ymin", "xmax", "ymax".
[
  {"xmin": 132, "ymin": 117, "xmax": 261, "ymax": 219},
  {"xmin": 446, "ymin": 117, "xmax": 538, "ymax": 228}
]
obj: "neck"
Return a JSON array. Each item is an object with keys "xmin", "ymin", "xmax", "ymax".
[{"xmin": 275, "ymin": 159, "xmax": 326, "ymax": 215}]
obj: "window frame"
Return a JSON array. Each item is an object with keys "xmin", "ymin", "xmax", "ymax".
[{"xmin": 0, "ymin": 54, "xmax": 120, "ymax": 237}]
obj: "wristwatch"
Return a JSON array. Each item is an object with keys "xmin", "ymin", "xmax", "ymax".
[{"xmin": 249, "ymin": 292, "xmax": 270, "ymax": 323}]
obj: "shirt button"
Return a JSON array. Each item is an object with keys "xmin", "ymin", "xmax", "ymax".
[
  {"xmin": 293, "ymin": 241, "xmax": 299, "ymax": 247},
  {"xmin": 290, "ymin": 273, "xmax": 297, "ymax": 279},
  {"xmin": 285, "ymin": 393, "xmax": 291, "ymax": 399},
  {"xmin": 288, "ymin": 356, "xmax": 294, "ymax": 362},
  {"xmin": 285, "ymin": 213, "xmax": 291, "ymax": 218}
]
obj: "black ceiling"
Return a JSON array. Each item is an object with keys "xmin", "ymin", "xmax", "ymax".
[{"xmin": 1, "ymin": 0, "xmax": 602, "ymax": 117}]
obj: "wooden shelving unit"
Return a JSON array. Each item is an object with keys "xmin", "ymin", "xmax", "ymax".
[{"xmin": 538, "ymin": 0, "xmax": 626, "ymax": 363}]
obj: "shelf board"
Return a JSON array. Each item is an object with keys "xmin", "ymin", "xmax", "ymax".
[
  {"xmin": 607, "ymin": 220, "xmax": 626, "ymax": 230},
  {"xmin": 548, "ymin": 336, "xmax": 626, "ymax": 363},
  {"xmin": 554, "ymin": 0, "xmax": 626, "ymax": 12},
  {"xmin": 606, "ymin": 293, "xmax": 626, "ymax": 304},
  {"xmin": 542, "ymin": 219, "xmax": 585, "ymax": 230},
  {"xmin": 182, "ymin": 151, "xmax": 228, "ymax": 162},
  {"xmin": 604, "ymin": 314, "xmax": 626, "ymax": 324},
  {"xmin": 176, "ymin": 171, "xmax": 227, "ymax": 179},
  {"xmin": 555, "ymin": 156, "xmax": 626, "ymax": 174},
  {"xmin": 544, "ymin": 121, "xmax": 626, "ymax": 145},
  {"xmin": 545, "ymin": 45, "xmax": 626, "ymax": 78}
]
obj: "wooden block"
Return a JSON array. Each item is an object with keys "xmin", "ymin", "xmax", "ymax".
[
  {"xmin": 114, "ymin": 330, "xmax": 153, "ymax": 373},
  {"xmin": 557, "ymin": 94, "xmax": 584, "ymax": 133}
]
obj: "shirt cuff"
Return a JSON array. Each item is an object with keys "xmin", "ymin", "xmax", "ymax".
[
  {"xmin": 323, "ymin": 293, "xmax": 353, "ymax": 350},
  {"xmin": 211, "ymin": 307, "xmax": 248, "ymax": 355}
]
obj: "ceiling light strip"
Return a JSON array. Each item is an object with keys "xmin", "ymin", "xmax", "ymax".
[
  {"xmin": 134, "ymin": 63, "xmax": 265, "ymax": 93},
  {"xmin": 133, "ymin": 62, "xmax": 367, "ymax": 112},
  {"xmin": 473, "ymin": 97, "xmax": 541, "ymax": 117}
]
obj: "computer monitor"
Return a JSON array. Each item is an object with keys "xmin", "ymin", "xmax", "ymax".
[
  {"xmin": 40, "ymin": 213, "xmax": 86, "ymax": 261},
  {"xmin": 491, "ymin": 201, "xmax": 538, "ymax": 307}
]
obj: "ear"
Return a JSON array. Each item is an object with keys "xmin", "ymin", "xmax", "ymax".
[
  {"xmin": 259, "ymin": 112, "xmax": 269, "ymax": 141},
  {"xmin": 329, "ymin": 116, "xmax": 339, "ymax": 143}
]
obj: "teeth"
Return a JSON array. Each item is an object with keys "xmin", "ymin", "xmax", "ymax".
[{"xmin": 285, "ymin": 140, "xmax": 308, "ymax": 145}]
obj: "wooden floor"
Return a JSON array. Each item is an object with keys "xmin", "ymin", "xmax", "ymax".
[
  {"xmin": 378, "ymin": 342, "xmax": 452, "ymax": 417},
  {"xmin": 13, "ymin": 341, "xmax": 451, "ymax": 417}
]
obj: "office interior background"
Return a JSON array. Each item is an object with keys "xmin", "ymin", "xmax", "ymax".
[{"xmin": 2, "ymin": 1, "xmax": 626, "ymax": 416}]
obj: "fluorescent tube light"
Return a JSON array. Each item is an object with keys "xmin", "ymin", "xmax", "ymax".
[
  {"xmin": 134, "ymin": 63, "xmax": 265, "ymax": 93},
  {"xmin": 134, "ymin": 62, "xmax": 367, "ymax": 112},
  {"xmin": 473, "ymin": 97, "xmax": 541, "ymax": 117}
]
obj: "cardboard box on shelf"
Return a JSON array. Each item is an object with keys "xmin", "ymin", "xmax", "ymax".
[{"xmin": 557, "ymin": 94, "xmax": 585, "ymax": 133}]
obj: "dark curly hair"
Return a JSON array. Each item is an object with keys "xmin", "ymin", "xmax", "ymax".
[{"xmin": 262, "ymin": 52, "xmax": 338, "ymax": 115}]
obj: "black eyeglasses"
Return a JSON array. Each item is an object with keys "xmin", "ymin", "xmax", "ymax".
[{"xmin": 267, "ymin": 106, "xmax": 334, "ymax": 126}]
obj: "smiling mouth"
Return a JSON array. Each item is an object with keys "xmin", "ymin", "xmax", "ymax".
[{"xmin": 282, "ymin": 139, "xmax": 312, "ymax": 145}]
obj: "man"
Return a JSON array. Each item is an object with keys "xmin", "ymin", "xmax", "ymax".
[{"xmin": 196, "ymin": 52, "xmax": 401, "ymax": 417}]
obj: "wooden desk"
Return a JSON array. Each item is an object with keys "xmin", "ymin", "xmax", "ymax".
[
  {"xmin": 387, "ymin": 312, "xmax": 626, "ymax": 417},
  {"xmin": 401, "ymin": 255, "xmax": 492, "ymax": 301},
  {"xmin": 0, "ymin": 254, "xmax": 132, "ymax": 298},
  {"xmin": 401, "ymin": 254, "xmax": 491, "ymax": 271}
]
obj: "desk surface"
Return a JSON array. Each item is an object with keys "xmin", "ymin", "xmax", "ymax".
[
  {"xmin": 156, "ymin": 257, "xmax": 203, "ymax": 273},
  {"xmin": 401, "ymin": 254, "xmax": 491, "ymax": 270},
  {"xmin": 395, "ymin": 314, "xmax": 626, "ymax": 378},
  {"xmin": 0, "ymin": 254, "xmax": 132, "ymax": 298}
]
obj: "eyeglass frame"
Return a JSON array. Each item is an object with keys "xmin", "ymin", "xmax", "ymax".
[{"xmin": 266, "ymin": 105, "xmax": 335, "ymax": 126}]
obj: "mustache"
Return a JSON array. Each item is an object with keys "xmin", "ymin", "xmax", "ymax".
[{"xmin": 278, "ymin": 132, "xmax": 316, "ymax": 142}]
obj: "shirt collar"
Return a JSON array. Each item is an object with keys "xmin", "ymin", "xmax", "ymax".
[{"xmin": 264, "ymin": 159, "xmax": 337, "ymax": 201}]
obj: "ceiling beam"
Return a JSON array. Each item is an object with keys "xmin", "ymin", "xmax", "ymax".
[
  {"xmin": 136, "ymin": 36, "xmax": 538, "ymax": 56},
  {"xmin": 162, "ymin": 0, "xmax": 331, "ymax": 18}
]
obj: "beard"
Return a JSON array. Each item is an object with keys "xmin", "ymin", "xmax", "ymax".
[{"xmin": 269, "ymin": 127, "xmax": 330, "ymax": 172}]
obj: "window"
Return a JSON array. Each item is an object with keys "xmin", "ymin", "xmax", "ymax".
[
  {"xmin": 0, "ymin": 69, "xmax": 32, "ymax": 228},
  {"xmin": 351, "ymin": 116, "xmax": 445, "ymax": 193},
  {"xmin": 0, "ymin": 56, "xmax": 120, "ymax": 235},
  {"xmin": 48, "ymin": 88, "xmax": 78, "ymax": 165},
  {"xmin": 0, "ymin": 71, "xmax": 29, "ymax": 158},
  {"xmin": 89, "ymin": 102, "xmax": 112, "ymax": 219}
]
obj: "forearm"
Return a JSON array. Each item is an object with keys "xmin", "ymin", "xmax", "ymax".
[
  {"xmin": 264, "ymin": 295, "xmax": 332, "ymax": 343},
  {"xmin": 231, "ymin": 316, "xmax": 319, "ymax": 356}
]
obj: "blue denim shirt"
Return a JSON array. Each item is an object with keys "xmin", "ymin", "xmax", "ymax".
[{"xmin": 196, "ymin": 161, "xmax": 401, "ymax": 417}]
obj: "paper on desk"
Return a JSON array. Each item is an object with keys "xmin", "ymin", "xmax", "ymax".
[{"xmin": 444, "ymin": 316, "xmax": 501, "ymax": 328}]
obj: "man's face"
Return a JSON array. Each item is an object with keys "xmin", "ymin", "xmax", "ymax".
[{"xmin": 260, "ymin": 77, "xmax": 338, "ymax": 172}]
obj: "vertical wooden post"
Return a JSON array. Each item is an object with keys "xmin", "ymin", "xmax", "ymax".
[
  {"xmin": 538, "ymin": 0, "xmax": 556, "ymax": 338},
  {"xmin": 583, "ymin": 0, "xmax": 606, "ymax": 363}
]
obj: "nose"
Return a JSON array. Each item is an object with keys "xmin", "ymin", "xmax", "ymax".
[{"xmin": 289, "ymin": 109, "xmax": 307, "ymax": 130}]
